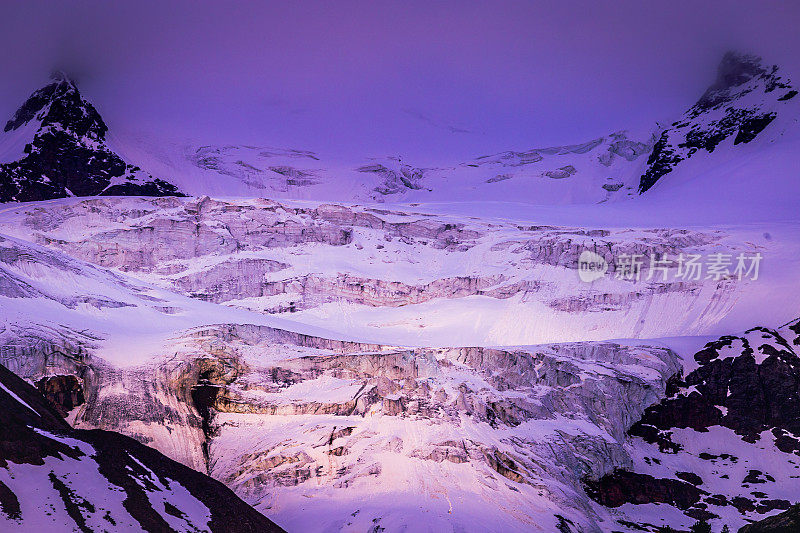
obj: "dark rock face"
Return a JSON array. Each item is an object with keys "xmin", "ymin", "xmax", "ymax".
[
  {"xmin": 739, "ymin": 504, "xmax": 800, "ymax": 533},
  {"xmin": 0, "ymin": 363, "xmax": 283, "ymax": 531},
  {"xmin": 35, "ymin": 374, "xmax": 85, "ymax": 416},
  {"xmin": 5, "ymin": 74, "xmax": 108, "ymax": 137},
  {"xmin": 0, "ymin": 364, "xmax": 80, "ymax": 469},
  {"xmin": 639, "ymin": 52, "xmax": 794, "ymax": 193},
  {"xmin": 632, "ymin": 326, "xmax": 800, "ymax": 448},
  {"xmin": 587, "ymin": 319, "xmax": 800, "ymax": 528},
  {"xmin": 0, "ymin": 73, "xmax": 182, "ymax": 202},
  {"xmin": 584, "ymin": 469, "xmax": 705, "ymax": 509},
  {"xmin": 696, "ymin": 52, "xmax": 769, "ymax": 111},
  {"xmin": 676, "ymin": 471, "xmax": 704, "ymax": 486}
]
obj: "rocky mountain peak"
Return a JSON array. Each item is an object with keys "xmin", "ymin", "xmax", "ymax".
[
  {"xmin": 638, "ymin": 51, "xmax": 796, "ymax": 193},
  {"xmin": 0, "ymin": 75, "xmax": 182, "ymax": 202},
  {"xmin": 692, "ymin": 51, "xmax": 791, "ymax": 115},
  {"xmin": 49, "ymin": 69, "xmax": 75, "ymax": 84},
  {"xmin": 4, "ymin": 72, "xmax": 108, "ymax": 141},
  {"xmin": 705, "ymin": 51, "xmax": 767, "ymax": 96}
]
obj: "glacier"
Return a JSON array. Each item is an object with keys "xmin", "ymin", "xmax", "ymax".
[{"xmin": 0, "ymin": 51, "xmax": 799, "ymax": 533}]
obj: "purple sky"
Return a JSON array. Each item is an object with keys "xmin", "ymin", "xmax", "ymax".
[{"xmin": 1, "ymin": 1, "xmax": 798, "ymax": 162}]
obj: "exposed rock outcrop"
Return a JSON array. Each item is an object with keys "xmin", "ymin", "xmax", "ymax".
[
  {"xmin": 0, "ymin": 362, "xmax": 283, "ymax": 531},
  {"xmin": 639, "ymin": 52, "xmax": 795, "ymax": 192},
  {"xmin": 740, "ymin": 504, "xmax": 800, "ymax": 532},
  {"xmin": 35, "ymin": 374, "xmax": 85, "ymax": 416},
  {"xmin": 584, "ymin": 469, "xmax": 705, "ymax": 509},
  {"xmin": 631, "ymin": 323, "xmax": 800, "ymax": 449},
  {"xmin": 0, "ymin": 73, "xmax": 182, "ymax": 202},
  {"xmin": 587, "ymin": 318, "xmax": 800, "ymax": 531}
]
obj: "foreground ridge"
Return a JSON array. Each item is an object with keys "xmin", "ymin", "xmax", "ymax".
[
  {"xmin": 0, "ymin": 362, "xmax": 284, "ymax": 532},
  {"xmin": 587, "ymin": 318, "xmax": 800, "ymax": 531}
]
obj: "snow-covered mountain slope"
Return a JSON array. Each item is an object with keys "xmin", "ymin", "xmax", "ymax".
[
  {"xmin": 106, "ymin": 52, "xmax": 797, "ymax": 209},
  {"xmin": 107, "ymin": 129, "xmax": 656, "ymax": 204},
  {"xmin": 3, "ymin": 212, "xmax": 797, "ymax": 531},
  {"xmin": 0, "ymin": 194, "xmax": 797, "ymax": 530},
  {"xmin": 2, "ymin": 52, "xmax": 795, "ymax": 209},
  {"xmin": 0, "ymin": 211, "xmax": 687, "ymax": 531},
  {"xmin": 0, "ymin": 230, "xmax": 683, "ymax": 532},
  {"xmin": 0, "ymin": 50, "xmax": 798, "ymax": 533},
  {"xmin": 586, "ymin": 319, "xmax": 800, "ymax": 532},
  {"xmin": 639, "ymin": 52, "xmax": 797, "ymax": 193},
  {"xmin": 0, "ymin": 223, "xmax": 372, "ymax": 368},
  {"xmin": 0, "ymin": 72, "xmax": 182, "ymax": 202},
  {"xmin": 0, "ymin": 360, "xmax": 283, "ymax": 532}
]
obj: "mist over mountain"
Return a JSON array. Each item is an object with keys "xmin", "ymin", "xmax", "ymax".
[
  {"xmin": 2, "ymin": 1, "xmax": 799, "ymax": 162},
  {"xmin": 1, "ymin": 51, "xmax": 797, "ymax": 209}
]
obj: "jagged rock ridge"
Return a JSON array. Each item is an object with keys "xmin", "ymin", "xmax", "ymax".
[
  {"xmin": 639, "ymin": 52, "xmax": 797, "ymax": 193},
  {"xmin": 0, "ymin": 72, "xmax": 182, "ymax": 202},
  {"xmin": 586, "ymin": 319, "xmax": 800, "ymax": 531}
]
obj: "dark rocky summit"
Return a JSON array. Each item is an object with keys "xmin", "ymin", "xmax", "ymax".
[
  {"xmin": 630, "ymin": 322, "xmax": 800, "ymax": 450},
  {"xmin": 586, "ymin": 318, "xmax": 800, "ymax": 528},
  {"xmin": 0, "ymin": 362, "xmax": 284, "ymax": 532},
  {"xmin": 0, "ymin": 72, "xmax": 182, "ymax": 202},
  {"xmin": 639, "ymin": 52, "xmax": 796, "ymax": 193},
  {"xmin": 35, "ymin": 374, "xmax": 85, "ymax": 416}
]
